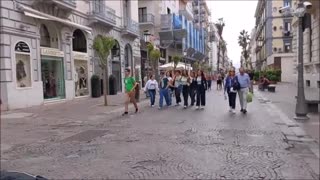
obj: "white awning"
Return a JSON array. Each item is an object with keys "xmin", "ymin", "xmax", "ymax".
[{"xmin": 18, "ymin": 4, "xmax": 92, "ymax": 34}]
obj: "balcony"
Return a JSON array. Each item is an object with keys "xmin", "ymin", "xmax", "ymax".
[
  {"xmin": 32, "ymin": 0, "xmax": 76, "ymax": 11},
  {"xmin": 179, "ymin": 3, "xmax": 193, "ymax": 20},
  {"xmin": 139, "ymin": 14, "xmax": 155, "ymax": 25},
  {"xmin": 122, "ymin": 18, "xmax": 139, "ymax": 38},
  {"xmin": 88, "ymin": 1, "xmax": 116, "ymax": 28},
  {"xmin": 159, "ymin": 14, "xmax": 187, "ymax": 44}
]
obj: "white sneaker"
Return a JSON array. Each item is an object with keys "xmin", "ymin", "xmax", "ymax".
[
  {"xmin": 151, "ymin": 105, "xmax": 154, "ymax": 107},
  {"xmin": 196, "ymin": 106, "xmax": 200, "ymax": 110},
  {"xmin": 184, "ymin": 105, "xmax": 187, "ymax": 109},
  {"xmin": 229, "ymin": 107, "xmax": 233, "ymax": 112},
  {"xmin": 232, "ymin": 109, "xmax": 236, "ymax": 114}
]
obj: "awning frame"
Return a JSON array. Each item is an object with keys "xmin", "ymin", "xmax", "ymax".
[{"xmin": 17, "ymin": 4, "xmax": 92, "ymax": 34}]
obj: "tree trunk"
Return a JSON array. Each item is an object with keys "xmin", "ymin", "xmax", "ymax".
[{"xmin": 103, "ymin": 67, "xmax": 108, "ymax": 106}]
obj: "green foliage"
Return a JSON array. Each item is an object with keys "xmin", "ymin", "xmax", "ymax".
[
  {"xmin": 172, "ymin": 55, "xmax": 182, "ymax": 70},
  {"xmin": 255, "ymin": 69, "xmax": 281, "ymax": 82},
  {"xmin": 93, "ymin": 35, "xmax": 115, "ymax": 69},
  {"xmin": 147, "ymin": 43, "xmax": 154, "ymax": 54}
]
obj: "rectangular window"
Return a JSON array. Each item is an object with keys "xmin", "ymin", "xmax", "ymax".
[
  {"xmin": 138, "ymin": 7, "xmax": 147, "ymax": 22},
  {"xmin": 168, "ymin": 56, "xmax": 172, "ymax": 62},
  {"xmin": 167, "ymin": 8, "xmax": 171, "ymax": 14},
  {"xmin": 160, "ymin": 48, "xmax": 166, "ymax": 59},
  {"xmin": 317, "ymin": 81, "xmax": 320, "ymax": 88},
  {"xmin": 16, "ymin": 54, "xmax": 31, "ymax": 88},
  {"xmin": 306, "ymin": 80, "xmax": 311, "ymax": 87},
  {"xmin": 284, "ymin": 1, "xmax": 290, "ymax": 7}
]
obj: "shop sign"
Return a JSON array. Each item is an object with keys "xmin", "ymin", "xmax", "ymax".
[
  {"xmin": 41, "ymin": 47, "xmax": 64, "ymax": 57},
  {"xmin": 73, "ymin": 51, "xmax": 89, "ymax": 60}
]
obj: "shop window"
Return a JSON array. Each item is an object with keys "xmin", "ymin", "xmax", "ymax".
[
  {"xmin": 40, "ymin": 24, "xmax": 51, "ymax": 47},
  {"xmin": 73, "ymin": 29, "xmax": 87, "ymax": 53},
  {"xmin": 15, "ymin": 41, "xmax": 31, "ymax": 88},
  {"xmin": 74, "ymin": 61, "xmax": 88, "ymax": 97},
  {"xmin": 306, "ymin": 80, "xmax": 310, "ymax": 87}
]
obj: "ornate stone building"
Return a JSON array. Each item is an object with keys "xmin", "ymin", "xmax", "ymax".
[{"xmin": 0, "ymin": 0, "xmax": 140, "ymax": 110}]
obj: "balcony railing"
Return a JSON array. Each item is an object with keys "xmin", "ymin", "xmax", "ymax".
[
  {"xmin": 139, "ymin": 14, "xmax": 155, "ymax": 24},
  {"xmin": 61, "ymin": 0, "xmax": 76, "ymax": 7},
  {"xmin": 32, "ymin": 0, "xmax": 76, "ymax": 10},
  {"xmin": 123, "ymin": 18, "xmax": 139, "ymax": 37},
  {"xmin": 88, "ymin": 1, "xmax": 116, "ymax": 26}
]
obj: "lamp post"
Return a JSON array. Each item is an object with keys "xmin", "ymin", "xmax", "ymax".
[
  {"xmin": 183, "ymin": 50, "xmax": 187, "ymax": 70},
  {"xmin": 294, "ymin": 2, "xmax": 309, "ymax": 120},
  {"xmin": 143, "ymin": 31, "xmax": 151, "ymax": 80},
  {"xmin": 257, "ymin": 37, "xmax": 263, "ymax": 71}
]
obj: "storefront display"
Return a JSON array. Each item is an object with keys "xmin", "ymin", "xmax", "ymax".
[
  {"xmin": 41, "ymin": 56, "xmax": 65, "ymax": 100},
  {"xmin": 15, "ymin": 42, "xmax": 31, "ymax": 88},
  {"xmin": 74, "ymin": 60, "xmax": 89, "ymax": 96}
]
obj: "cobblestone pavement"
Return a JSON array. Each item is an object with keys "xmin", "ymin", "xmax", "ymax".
[{"xmin": 1, "ymin": 89, "xmax": 319, "ymax": 179}]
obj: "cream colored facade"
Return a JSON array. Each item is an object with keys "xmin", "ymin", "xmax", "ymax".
[
  {"xmin": 0, "ymin": 0, "xmax": 140, "ymax": 110},
  {"xmin": 292, "ymin": 0, "xmax": 320, "ymax": 88}
]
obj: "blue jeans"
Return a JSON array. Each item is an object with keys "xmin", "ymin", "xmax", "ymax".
[
  {"xmin": 168, "ymin": 88, "xmax": 172, "ymax": 105},
  {"xmin": 148, "ymin": 89, "xmax": 156, "ymax": 106},
  {"xmin": 159, "ymin": 88, "xmax": 169, "ymax": 108}
]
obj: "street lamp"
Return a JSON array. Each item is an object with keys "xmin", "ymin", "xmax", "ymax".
[
  {"xmin": 183, "ymin": 50, "xmax": 187, "ymax": 70},
  {"xmin": 279, "ymin": 0, "xmax": 311, "ymax": 120},
  {"xmin": 257, "ymin": 37, "xmax": 263, "ymax": 71},
  {"xmin": 143, "ymin": 30, "xmax": 151, "ymax": 77}
]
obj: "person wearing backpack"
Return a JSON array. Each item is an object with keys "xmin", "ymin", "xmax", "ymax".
[
  {"xmin": 123, "ymin": 68, "xmax": 139, "ymax": 116},
  {"xmin": 224, "ymin": 68, "xmax": 239, "ymax": 113}
]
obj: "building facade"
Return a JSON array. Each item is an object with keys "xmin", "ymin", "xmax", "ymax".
[
  {"xmin": 0, "ymin": 0, "xmax": 140, "ymax": 110},
  {"xmin": 249, "ymin": 28, "xmax": 257, "ymax": 70},
  {"xmin": 254, "ymin": 0, "xmax": 296, "ymax": 82},
  {"xmin": 292, "ymin": 0, "xmax": 320, "ymax": 88}
]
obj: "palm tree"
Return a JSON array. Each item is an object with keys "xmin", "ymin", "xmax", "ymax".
[
  {"xmin": 149, "ymin": 48, "xmax": 161, "ymax": 80},
  {"xmin": 215, "ymin": 18, "xmax": 225, "ymax": 72},
  {"xmin": 221, "ymin": 40, "xmax": 227, "ymax": 68},
  {"xmin": 238, "ymin": 30, "xmax": 252, "ymax": 69},
  {"xmin": 172, "ymin": 55, "xmax": 181, "ymax": 71},
  {"xmin": 93, "ymin": 35, "xmax": 115, "ymax": 106}
]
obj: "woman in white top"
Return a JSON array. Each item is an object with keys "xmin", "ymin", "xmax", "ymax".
[
  {"xmin": 181, "ymin": 70, "xmax": 190, "ymax": 109},
  {"xmin": 173, "ymin": 70, "xmax": 182, "ymax": 106},
  {"xmin": 144, "ymin": 75, "xmax": 159, "ymax": 107}
]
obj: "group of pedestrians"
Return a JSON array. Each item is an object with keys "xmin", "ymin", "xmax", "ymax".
[
  {"xmin": 122, "ymin": 67, "xmax": 251, "ymax": 116},
  {"xmin": 144, "ymin": 70, "xmax": 208, "ymax": 110}
]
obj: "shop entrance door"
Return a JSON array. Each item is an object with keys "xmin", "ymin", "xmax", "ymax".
[
  {"xmin": 112, "ymin": 62, "xmax": 122, "ymax": 92},
  {"xmin": 41, "ymin": 56, "xmax": 65, "ymax": 100}
]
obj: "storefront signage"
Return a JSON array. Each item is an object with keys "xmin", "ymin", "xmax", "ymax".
[
  {"xmin": 40, "ymin": 47, "xmax": 64, "ymax": 57},
  {"xmin": 73, "ymin": 52, "xmax": 89, "ymax": 60}
]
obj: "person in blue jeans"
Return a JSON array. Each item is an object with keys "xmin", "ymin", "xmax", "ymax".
[
  {"xmin": 224, "ymin": 69, "xmax": 238, "ymax": 114},
  {"xmin": 166, "ymin": 71, "xmax": 174, "ymax": 106},
  {"xmin": 196, "ymin": 70, "xmax": 207, "ymax": 110},
  {"xmin": 144, "ymin": 75, "xmax": 158, "ymax": 107},
  {"xmin": 159, "ymin": 72, "xmax": 170, "ymax": 109}
]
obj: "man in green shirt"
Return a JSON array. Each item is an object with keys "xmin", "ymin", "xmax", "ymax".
[{"xmin": 123, "ymin": 68, "xmax": 138, "ymax": 116}]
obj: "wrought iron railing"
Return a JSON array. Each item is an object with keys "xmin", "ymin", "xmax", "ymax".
[
  {"xmin": 62, "ymin": 0, "xmax": 76, "ymax": 7},
  {"xmin": 89, "ymin": 1, "xmax": 116, "ymax": 24},
  {"xmin": 139, "ymin": 14, "xmax": 155, "ymax": 24},
  {"xmin": 124, "ymin": 18, "xmax": 139, "ymax": 34}
]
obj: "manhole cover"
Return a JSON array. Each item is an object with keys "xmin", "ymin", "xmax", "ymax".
[{"xmin": 62, "ymin": 130, "xmax": 108, "ymax": 142}]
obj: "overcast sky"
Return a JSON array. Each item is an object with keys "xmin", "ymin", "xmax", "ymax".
[{"xmin": 207, "ymin": 0, "xmax": 258, "ymax": 68}]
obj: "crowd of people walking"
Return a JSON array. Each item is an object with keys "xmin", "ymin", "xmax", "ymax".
[{"xmin": 123, "ymin": 67, "xmax": 252, "ymax": 116}]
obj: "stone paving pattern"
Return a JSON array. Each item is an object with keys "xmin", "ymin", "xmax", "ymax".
[{"xmin": 1, "ymin": 90, "xmax": 319, "ymax": 179}]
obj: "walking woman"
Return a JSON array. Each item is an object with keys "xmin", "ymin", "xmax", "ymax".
[
  {"xmin": 189, "ymin": 71, "xmax": 197, "ymax": 106},
  {"xmin": 196, "ymin": 70, "xmax": 207, "ymax": 110},
  {"xmin": 173, "ymin": 70, "xmax": 182, "ymax": 106},
  {"xmin": 144, "ymin": 75, "xmax": 158, "ymax": 107},
  {"xmin": 181, "ymin": 70, "xmax": 190, "ymax": 109},
  {"xmin": 166, "ymin": 71, "xmax": 174, "ymax": 106},
  {"xmin": 224, "ymin": 68, "xmax": 239, "ymax": 113}
]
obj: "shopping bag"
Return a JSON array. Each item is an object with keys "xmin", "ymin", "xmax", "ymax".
[{"xmin": 247, "ymin": 92, "xmax": 253, "ymax": 103}]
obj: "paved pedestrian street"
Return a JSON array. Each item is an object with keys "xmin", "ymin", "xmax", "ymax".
[{"xmin": 1, "ymin": 90, "xmax": 319, "ymax": 179}]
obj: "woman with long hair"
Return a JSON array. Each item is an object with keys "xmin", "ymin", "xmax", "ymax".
[
  {"xmin": 144, "ymin": 74, "xmax": 158, "ymax": 107},
  {"xmin": 166, "ymin": 71, "xmax": 174, "ymax": 106},
  {"xmin": 189, "ymin": 71, "xmax": 197, "ymax": 106},
  {"xmin": 181, "ymin": 70, "xmax": 190, "ymax": 109},
  {"xmin": 224, "ymin": 68, "xmax": 238, "ymax": 113},
  {"xmin": 196, "ymin": 70, "xmax": 207, "ymax": 110},
  {"xmin": 173, "ymin": 70, "xmax": 182, "ymax": 106}
]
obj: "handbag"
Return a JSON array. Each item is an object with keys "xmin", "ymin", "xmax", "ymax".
[
  {"xmin": 232, "ymin": 77, "xmax": 241, "ymax": 91},
  {"xmin": 247, "ymin": 92, "xmax": 253, "ymax": 103}
]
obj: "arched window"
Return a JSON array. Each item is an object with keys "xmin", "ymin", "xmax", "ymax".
[
  {"xmin": 112, "ymin": 40, "xmax": 120, "ymax": 58},
  {"xmin": 73, "ymin": 29, "xmax": 87, "ymax": 53},
  {"xmin": 15, "ymin": 42, "xmax": 31, "ymax": 88},
  {"xmin": 40, "ymin": 24, "xmax": 51, "ymax": 47}
]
